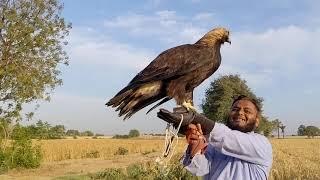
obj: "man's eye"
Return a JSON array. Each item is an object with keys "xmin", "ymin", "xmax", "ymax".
[
  {"xmin": 232, "ymin": 108, "xmax": 239, "ymax": 112},
  {"xmin": 244, "ymin": 110, "xmax": 253, "ymax": 114}
]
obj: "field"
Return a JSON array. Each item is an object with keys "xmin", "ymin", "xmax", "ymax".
[{"xmin": 0, "ymin": 137, "xmax": 319, "ymax": 180}]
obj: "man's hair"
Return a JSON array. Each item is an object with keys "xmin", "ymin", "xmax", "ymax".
[{"xmin": 231, "ymin": 95, "xmax": 261, "ymax": 114}]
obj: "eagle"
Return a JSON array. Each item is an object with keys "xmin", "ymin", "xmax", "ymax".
[{"xmin": 106, "ymin": 27, "xmax": 230, "ymax": 120}]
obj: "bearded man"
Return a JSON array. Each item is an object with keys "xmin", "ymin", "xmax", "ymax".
[{"xmin": 157, "ymin": 95, "xmax": 273, "ymax": 180}]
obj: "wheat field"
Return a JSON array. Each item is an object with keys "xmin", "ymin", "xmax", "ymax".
[{"xmin": 4, "ymin": 137, "xmax": 319, "ymax": 179}]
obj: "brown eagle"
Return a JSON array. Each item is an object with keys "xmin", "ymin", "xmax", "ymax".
[{"xmin": 106, "ymin": 27, "xmax": 230, "ymax": 119}]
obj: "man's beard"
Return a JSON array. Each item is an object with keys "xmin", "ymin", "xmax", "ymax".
[{"xmin": 226, "ymin": 117, "xmax": 257, "ymax": 133}]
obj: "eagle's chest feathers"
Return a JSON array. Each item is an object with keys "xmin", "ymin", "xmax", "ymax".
[{"xmin": 184, "ymin": 52, "xmax": 220, "ymax": 90}]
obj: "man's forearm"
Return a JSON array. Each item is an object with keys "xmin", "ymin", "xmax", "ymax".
[{"xmin": 209, "ymin": 123, "xmax": 272, "ymax": 166}]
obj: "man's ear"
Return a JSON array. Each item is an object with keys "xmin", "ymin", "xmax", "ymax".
[{"xmin": 255, "ymin": 117, "xmax": 260, "ymax": 128}]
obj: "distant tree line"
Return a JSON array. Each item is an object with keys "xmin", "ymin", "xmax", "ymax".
[
  {"xmin": 297, "ymin": 125, "xmax": 320, "ymax": 138},
  {"xmin": 7, "ymin": 120, "xmax": 104, "ymax": 140},
  {"xmin": 112, "ymin": 129, "xmax": 140, "ymax": 139}
]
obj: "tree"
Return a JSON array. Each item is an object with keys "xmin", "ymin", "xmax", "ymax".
[
  {"xmin": 255, "ymin": 116, "xmax": 273, "ymax": 137},
  {"xmin": 201, "ymin": 74, "xmax": 263, "ymax": 124},
  {"xmin": 35, "ymin": 120, "xmax": 50, "ymax": 139},
  {"xmin": 81, "ymin": 130, "xmax": 94, "ymax": 136},
  {"xmin": 66, "ymin": 129, "xmax": 80, "ymax": 136},
  {"xmin": 279, "ymin": 125, "xmax": 286, "ymax": 138},
  {"xmin": 128, "ymin": 129, "xmax": 140, "ymax": 138},
  {"xmin": 304, "ymin": 126, "xmax": 320, "ymax": 138},
  {"xmin": 297, "ymin": 125, "xmax": 306, "ymax": 136},
  {"xmin": 272, "ymin": 119, "xmax": 281, "ymax": 139},
  {"xmin": 49, "ymin": 125, "xmax": 65, "ymax": 139},
  {"xmin": 0, "ymin": 0, "xmax": 71, "ymax": 123}
]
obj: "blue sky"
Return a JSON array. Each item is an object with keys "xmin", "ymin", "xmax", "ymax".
[{"xmin": 26, "ymin": 0, "xmax": 320, "ymax": 135}]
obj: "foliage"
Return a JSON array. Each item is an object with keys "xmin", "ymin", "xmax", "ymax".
[
  {"xmin": 113, "ymin": 129, "xmax": 140, "ymax": 139},
  {"xmin": 84, "ymin": 150, "xmax": 100, "ymax": 158},
  {"xmin": 114, "ymin": 147, "xmax": 128, "ymax": 155},
  {"xmin": 296, "ymin": 125, "xmax": 319, "ymax": 138},
  {"xmin": 128, "ymin": 129, "xmax": 140, "ymax": 138},
  {"xmin": 66, "ymin": 129, "xmax": 80, "ymax": 136},
  {"xmin": 16, "ymin": 120, "xmax": 66, "ymax": 139},
  {"xmin": 95, "ymin": 133, "xmax": 104, "ymax": 137},
  {"xmin": 201, "ymin": 74, "xmax": 263, "ymax": 124},
  {"xmin": 272, "ymin": 119, "xmax": 282, "ymax": 138},
  {"xmin": 297, "ymin": 125, "xmax": 306, "ymax": 136},
  {"xmin": 49, "ymin": 125, "xmax": 65, "ymax": 139},
  {"xmin": 0, "ymin": 0, "xmax": 71, "ymax": 122},
  {"xmin": 255, "ymin": 116, "xmax": 273, "ymax": 136},
  {"xmin": 89, "ymin": 159, "xmax": 197, "ymax": 180},
  {"xmin": 80, "ymin": 130, "xmax": 94, "ymax": 136},
  {"xmin": 304, "ymin": 126, "xmax": 320, "ymax": 138},
  {"xmin": 0, "ymin": 124, "xmax": 42, "ymax": 172},
  {"xmin": 89, "ymin": 168, "xmax": 126, "ymax": 179}
]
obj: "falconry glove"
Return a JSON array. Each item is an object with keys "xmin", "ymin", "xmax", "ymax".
[{"xmin": 157, "ymin": 107, "xmax": 215, "ymax": 135}]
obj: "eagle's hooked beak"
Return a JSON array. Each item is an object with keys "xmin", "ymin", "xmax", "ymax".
[{"xmin": 226, "ymin": 38, "xmax": 231, "ymax": 44}]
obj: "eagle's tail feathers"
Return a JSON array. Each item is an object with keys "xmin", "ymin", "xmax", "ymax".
[
  {"xmin": 123, "ymin": 95, "xmax": 166, "ymax": 120},
  {"xmin": 146, "ymin": 97, "xmax": 171, "ymax": 114},
  {"xmin": 106, "ymin": 89, "xmax": 133, "ymax": 107}
]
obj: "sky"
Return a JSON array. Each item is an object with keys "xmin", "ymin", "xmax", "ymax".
[{"xmin": 26, "ymin": 0, "xmax": 320, "ymax": 135}]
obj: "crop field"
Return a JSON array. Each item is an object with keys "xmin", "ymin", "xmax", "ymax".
[{"xmin": 1, "ymin": 137, "xmax": 319, "ymax": 179}]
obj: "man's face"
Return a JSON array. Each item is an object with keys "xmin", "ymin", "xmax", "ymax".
[{"xmin": 226, "ymin": 99, "xmax": 259, "ymax": 132}]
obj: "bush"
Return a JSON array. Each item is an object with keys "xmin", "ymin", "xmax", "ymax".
[
  {"xmin": 84, "ymin": 150, "xmax": 100, "ymax": 158},
  {"xmin": 112, "ymin": 134, "xmax": 129, "ymax": 139},
  {"xmin": 89, "ymin": 168, "xmax": 126, "ymax": 179},
  {"xmin": 0, "ymin": 125, "xmax": 43, "ymax": 172},
  {"xmin": 128, "ymin": 129, "xmax": 140, "ymax": 138},
  {"xmin": 88, "ymin": 158, "xmax": 196, "ymax": 180},
  {"xmin": 114, "ymin": 147, "xmax": 128, "ymax": 155}
]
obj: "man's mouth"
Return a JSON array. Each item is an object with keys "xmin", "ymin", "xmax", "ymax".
[{"xmin": 233, "ymin": 117, "xmax": 246, "ymax": 123}]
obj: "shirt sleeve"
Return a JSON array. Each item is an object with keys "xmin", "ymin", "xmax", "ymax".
[
  {"xmin": 181, "ymin": 144, "xmax": 216, "ymax": 176},
  {"xmin": 209, "ymin": 123, "xmax": 272, "ymax": 167}
]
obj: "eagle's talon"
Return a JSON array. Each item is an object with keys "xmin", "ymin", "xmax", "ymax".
[{"xmin": 182, "ymin": 102, "xmax": 197, "ymax": 113}]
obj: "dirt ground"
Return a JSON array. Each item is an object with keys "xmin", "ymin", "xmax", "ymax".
[{"xmin": 0, "ymin": 153, "xmax": 159, "ymax": 180}]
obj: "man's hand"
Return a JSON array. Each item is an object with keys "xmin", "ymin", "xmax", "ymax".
[
  {"xmin": 186, "ymin": 123, "xmax": 208, "ymax": 157},
  {"xmin": 157, "ymin": 107, "xmax": 215, "ymax": 135}
]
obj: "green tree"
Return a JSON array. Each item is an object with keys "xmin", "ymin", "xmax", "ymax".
[
  {"xmin": 255, "ymin": 116, "xmax": 273, "ymax": 137},
  {"xmin": 297, "ymin": 125, "xmax": 306, "ymax": 136},
  {"xmin": 49, "ymin": 124, "xmax": 65, "ymax": 139},
  {"xmin": 304, "ymin": 126, "xmax": 320, "ymax": 138},
  {"xmin": 272, "ymin": 119, "xmax": 282, "ymax": 139},
  {"xmin": 35, "ymin": 120, "xmax": 50, "ymax": 139},
  {"xmin": 201, "ymin": 74, "xmax": 263, "ymax": 124},
  {"xmin": 0, "ymin": 0, "xmax": 71, "ymax": 123},
  {"xmin": 280, "ymin": 125, "xmax": 286, "ymax": 138},
  {"xmin": 81, "ymin": 130, "xmax": 94, "ymax": 136},
  {"xmin": 66, "ymin": 129, "xmax": 80, "ymax": 136},
  {"xmin": 128, "ymin": 129, "xmax": 140, "ymax": 138}
]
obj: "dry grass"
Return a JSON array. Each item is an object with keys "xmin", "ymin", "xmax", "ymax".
[
  {"xmin": 36, "ymin": 138, "xmax": 187, "ymax": 162},
  {"xmin": 270, "ymin": 138, "xmax": 320, "ymax": 180},
  {"xmin": 14, "ymin": 137, "xmax": 319, "ymax": 179}
]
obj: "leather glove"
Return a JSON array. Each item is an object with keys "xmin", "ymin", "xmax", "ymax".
[
  {"xmin": 157, "ymin": 107, "xmax": 215, "ymax": 135},
  {"xmin": 186, "ymin": 124, "xmax": 208, "ymax": 157}
]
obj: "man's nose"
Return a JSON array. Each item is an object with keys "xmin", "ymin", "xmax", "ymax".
[{"xmin": 238, "ymin": 109, "xmax": 245, "ymax": 115}]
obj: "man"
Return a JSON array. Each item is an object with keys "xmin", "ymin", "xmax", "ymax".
[{"xmin": 157, "ymin": 95, "xmax": 272, "ymax": 180}]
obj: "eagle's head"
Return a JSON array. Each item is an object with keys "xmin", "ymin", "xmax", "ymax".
[
  {"xmin": 196, "ymin": 27, "xmax": 231, "ymax": 46},
  {"xmin": 211, "ymin": 27, "xmax": 231, "ymax": 44}
]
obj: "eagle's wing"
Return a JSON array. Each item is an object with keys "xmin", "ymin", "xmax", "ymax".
[{"xmin": 128, "ymin": 44, "xmax": 215, "ymax": 85}]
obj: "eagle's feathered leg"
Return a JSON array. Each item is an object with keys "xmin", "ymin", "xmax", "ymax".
[
  {"xmin": 182, "ymin": 101, "xmax": 197, "ymax": 112},
  {"xmin": 181, "ymin": 91, "xmax": 197, "ymax": 112}
]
